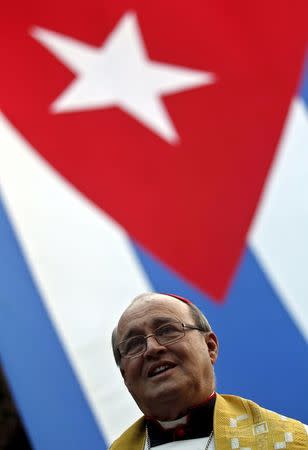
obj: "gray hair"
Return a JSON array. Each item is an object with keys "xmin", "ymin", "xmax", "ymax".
[{"xmin": 111, "ymin": 293, "xmax": 212, "ymax": 366}]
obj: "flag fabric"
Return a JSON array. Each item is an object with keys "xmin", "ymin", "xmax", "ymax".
[{"xmin": 0, "ymin": 2, "xmax": 308, "ymax": 449}]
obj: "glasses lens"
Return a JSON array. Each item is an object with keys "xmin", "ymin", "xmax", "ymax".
[
  {"xmin": 156, "ymin": 322, "xmax": 184, "ymax": 345},
  {"xmin": 120, "ymin": 336, "xmax": 145, "ymax": 358}
]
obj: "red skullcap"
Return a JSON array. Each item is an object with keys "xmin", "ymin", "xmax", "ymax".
[{"xmin": 160, "ymin": 293, "xmax": 192, "ymax": 305}]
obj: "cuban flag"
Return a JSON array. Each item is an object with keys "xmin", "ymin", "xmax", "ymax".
[{"xmin": 0, "ymin": 2, "xmax": 308, "ymax": 448}]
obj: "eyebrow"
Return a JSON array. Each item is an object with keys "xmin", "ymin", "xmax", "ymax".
[{"xmin": 120, "ymin": 316, "xmax": 179, "ymax": 342}]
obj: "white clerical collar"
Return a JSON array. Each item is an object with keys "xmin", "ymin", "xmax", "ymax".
[
  {"xmin": 158, "ymin": 415, "xmax": 188, "ymax": 430},
  {"xmin": 153, "ymin": 391, "xmax": 216, "ymax": 431}
]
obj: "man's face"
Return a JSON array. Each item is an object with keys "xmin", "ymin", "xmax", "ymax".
[{"xmin": 116, "ymin": 294, "xmax": 218, "ymax": 420}]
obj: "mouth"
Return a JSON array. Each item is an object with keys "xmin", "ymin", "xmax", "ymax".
[{"xmin": 147, "ymin": 362, "xmax": 176, "ymax": 378}]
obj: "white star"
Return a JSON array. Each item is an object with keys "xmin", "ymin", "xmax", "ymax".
[{"xmin": 31, "ymin": 12, "xmax": 215, "ymax": 144}]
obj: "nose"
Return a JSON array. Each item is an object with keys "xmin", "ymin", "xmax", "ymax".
[{"xmin": 143, "ymin": 335, "xmax": 167, "ymax": 358}]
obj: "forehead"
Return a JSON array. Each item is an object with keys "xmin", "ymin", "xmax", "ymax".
[{"xmin": 117, "ymin": 295, "xmax": 192, "ymax": 340}]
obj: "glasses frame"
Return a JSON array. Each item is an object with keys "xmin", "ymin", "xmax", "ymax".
[{"xmin": 117, "ymin": 321, "xmax": 205, "ymax": 360}]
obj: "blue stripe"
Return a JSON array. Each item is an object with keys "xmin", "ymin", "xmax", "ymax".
[
  {"xmin": 299, "ymin": 50, "xmax": 308, "ymax": 109},
  {"xmin": 132, "ymin": 242, "xmax": 308, "ymax": 423},
  {"xmin": 0, "ymin": 197, "xmax": 107, "ymax": 450}
]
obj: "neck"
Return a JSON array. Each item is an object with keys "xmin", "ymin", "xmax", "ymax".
[
  {"xmin": 146, "ymin": 392, "xmax": 216, "ymax": 446},
  {"xmin": 145, "ymin": 391, "xmax": 216, "ymax": 422}
]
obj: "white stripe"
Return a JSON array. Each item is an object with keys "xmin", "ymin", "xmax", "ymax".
[
  {"xmin": 249, "ymin": 98, "xmax": 308, "ymax": 342},
  {"xmin": 0, "ymin": 112, "xmax": 150, "ymax": 443}
]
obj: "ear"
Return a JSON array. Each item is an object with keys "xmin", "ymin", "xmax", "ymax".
[{"xmin": 205, "ymin": 332, "xmax": 219, "ymax": 365}]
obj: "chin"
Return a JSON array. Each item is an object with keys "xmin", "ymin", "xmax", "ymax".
[{"xmin": 143, "ymin": 390, "xmax": 185, "ymax": 418}]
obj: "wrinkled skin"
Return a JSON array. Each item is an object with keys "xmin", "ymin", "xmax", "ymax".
[{"xmin": 116, "ymin": 293, "xmax": 218, "ymax": 420}]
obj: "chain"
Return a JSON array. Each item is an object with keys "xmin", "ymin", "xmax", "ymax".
[{"xmin": 145, "ymin": 427, "xmax": 214, "ymax": 450}]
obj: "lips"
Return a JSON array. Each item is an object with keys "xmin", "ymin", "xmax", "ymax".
[{"xmin": 147, "ymin": 361, "xmax": 176, "ymax": 378}]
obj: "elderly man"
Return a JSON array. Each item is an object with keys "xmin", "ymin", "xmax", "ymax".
[{"xmin": 110, "ymin": 293, "xmax": 308, "ymax": 449}]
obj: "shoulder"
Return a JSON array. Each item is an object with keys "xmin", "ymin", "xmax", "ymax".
[
  {"xmin": 216, "ymin": 393, "xmax": 308, "ymax": 440},
  {"xmin": 109, "ymin": 416, "xmax": 146, "ymax": 450},
  {"xmin": 217, "ymin": 393, "xmax": 306, "ymax": 423}
]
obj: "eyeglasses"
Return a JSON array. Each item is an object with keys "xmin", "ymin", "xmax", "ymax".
[{"xmin": 117, "ymin": 321, "xmax": 205, "ymax": 359}]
